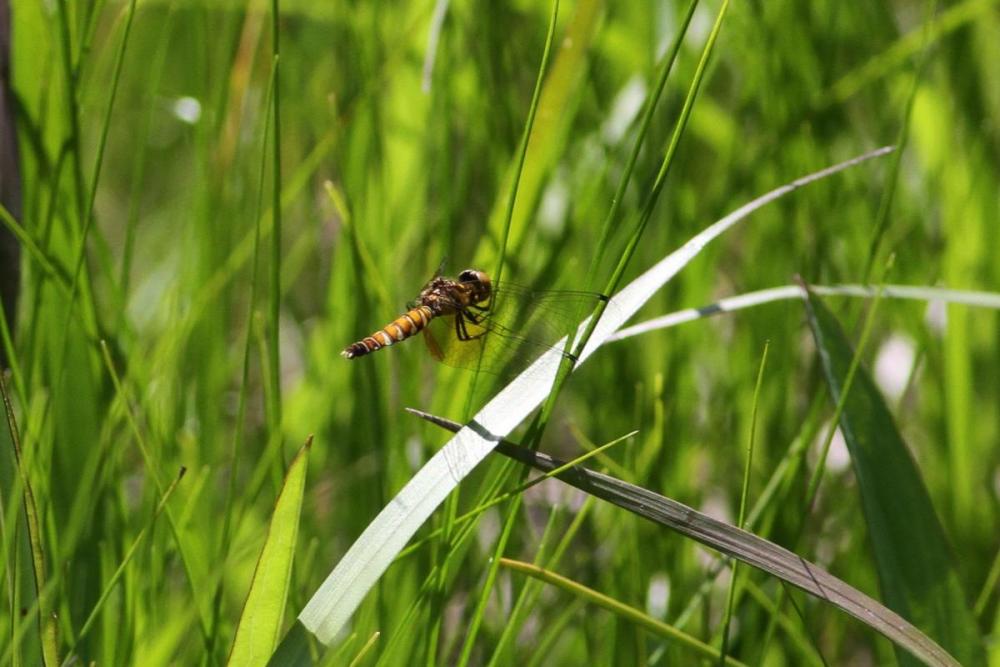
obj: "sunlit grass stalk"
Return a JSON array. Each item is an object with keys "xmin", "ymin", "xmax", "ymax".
[
  {"xmin": 485, "ymin": 506, "xmax": 563, "ymax": 667},
  {"xmin": 453, "ymin": 2, "xmax": 561, "ymax": 664},
  {"xmin": 671, "ymin": 393, "xmax": 826, "ymax": 632},
  {"xmin": 582, "ymin": 0, "xmax": 700, "ymax": 296},
  {"xmin": 501, "ymin": 558, "xmax": 750, "ymax": 667},
  {"xmin": 348, "ymin": 631, "xmax": 382, "ymax": 667},
  {"xmin": 266, "ymin": 0, "xmax": 284, "ymax": 454},
  {"xmin": 720, "ymin": 341, "xmax": 769, "ymax": 663},
  {"xmin": 530, "ymin": 0, "xmax": 729, "ymax": 474}
]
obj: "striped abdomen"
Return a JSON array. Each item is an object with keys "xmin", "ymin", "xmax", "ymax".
[{"xmin": 342, "ymin": 305, "xmax": 435, "ymax": 358}]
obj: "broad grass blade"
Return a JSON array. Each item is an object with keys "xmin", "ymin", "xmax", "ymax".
[
  {"xmin": 802, "ymin": 288, "xmax": 985, "ymax": 667},
  {"xmin": 266, "ymin": 621, "xmax": 313, "ymax": 667},
  {"xmin": 229, "ymin": 439, "xmax": 312, "ymax": 667}
]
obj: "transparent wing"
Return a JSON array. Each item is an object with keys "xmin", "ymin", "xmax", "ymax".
[{"xmin": 422, "ymin": 282, "xmax": 612, "ymax": 377}]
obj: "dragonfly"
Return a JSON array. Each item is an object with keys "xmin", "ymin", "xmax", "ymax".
[{"xmin": 341, "ymin": 268, "xmax": 611, "ymax": 376}]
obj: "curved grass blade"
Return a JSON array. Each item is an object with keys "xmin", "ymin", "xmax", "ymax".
[
  {"xmin": 607, "ymin": 283, "xmax": 1000, "ymax": 343},
  {"xmin": 500, "ymin": 558, "xmax": 749, "ymax": 667},
  {"xmin": 801, "ymin": 288, "xmax": 985, "ymax": 666},
  {"xmin": 294, "ymin": 148, "xmax": 894, "ymax": 646},
  {"xmin": 412, "ymin": 409, "xmax": 960, "ymax": 667},
  {"xmin": 228, "ymin": 437, "xmax": 312, "ymax": 667}
]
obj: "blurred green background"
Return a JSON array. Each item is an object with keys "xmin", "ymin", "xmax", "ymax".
[{"xmin": 1, "ymin": 0, "xmax": 998, "ymax": 664}]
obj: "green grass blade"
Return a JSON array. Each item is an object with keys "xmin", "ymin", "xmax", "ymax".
[
  {"xmin": 720, "ymin": 341, "xmax": 769, "ymax": 662},
  {"xmin": 229, "ymin": 437, "xmax": 311, "ymax": 667},
  {"xmin": 608, "ymin": 283, "xmax": 1000, "ymax": 343},
  {"xmin": 801, "ymin": 288, "xmax": 985, "ymax": 666},
  {"xmin": 0, "ymin": 372, "xmax": 58, "ymax": 665},
  {"xmin": 826, "ymin": 0, "xmax": 994, "ymax": 106},
  {"xmin": 599, "ymin": 0, "xmax": 729, "ymax": 301},
  {"xmin": 64, "ymin": 467, "xmax": 186, "ymax": 663},
  {"xmin": 531, "ymin": 0, "xmax": 728, "ymax": 495},
  {"xmin": 267, "ymin": 620, "xmax": 314, "ymax": 667},
  {"xmin": 266, "ymin": 0, "xmax": 283, "ymax": 435},
  {"xmin": 487, "ymin": 0, "xmax": 562, "ymax": 288},
  {"xmin": 501, "ymin": 558, "xmax": 749, "ymax": 667},
  {"xmin": 584, "ymin": 0, "xmax": 700, "ymax": 293}
]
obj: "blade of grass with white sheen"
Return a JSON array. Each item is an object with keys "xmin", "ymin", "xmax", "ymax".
[
  {"xmin": 608, "ymin": 284, "xmax": 1000, "ymax": 342},
  {"xmin": 295, "ymin": 146, "xmax": 894, "ymax": 645}
]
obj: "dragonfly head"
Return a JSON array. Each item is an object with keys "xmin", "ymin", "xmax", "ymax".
[{"xmin": 458, "ymin": 269, "xmax": 491, "ymax": 305}]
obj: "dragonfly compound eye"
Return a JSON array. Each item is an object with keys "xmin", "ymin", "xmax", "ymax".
[{"xmin": 458, "ymin": 269, "xmax": 491, "ymax": 301}]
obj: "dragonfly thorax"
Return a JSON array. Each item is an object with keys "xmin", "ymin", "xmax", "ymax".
[{"xmin": 420, "ymin": 268, "xmax": 492, "ymax": 315}]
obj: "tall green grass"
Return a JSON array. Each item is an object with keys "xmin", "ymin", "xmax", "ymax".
[{"xmin": 1, "ymin": 1, "xmax": 998, "ymax": 664}]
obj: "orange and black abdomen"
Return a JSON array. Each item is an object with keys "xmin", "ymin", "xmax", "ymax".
[{"xmin": 342, "ymin": 305, "xmax": 435, "ymax": 358}]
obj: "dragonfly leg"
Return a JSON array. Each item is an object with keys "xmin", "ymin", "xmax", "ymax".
[
  {"xmin": 454, "ymin": 314, "xmax": 472, "ymax": 341},
  {"xmin": 463, "ymin": 309, "xmax": 485, "ymax": 324},
  {"xmin": 456, "ymin": 311, "xmax": 487, "ymax": 341}
]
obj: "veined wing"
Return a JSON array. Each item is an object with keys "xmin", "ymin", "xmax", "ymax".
[{"xmin": 423, "ymin": 283, "xmax": 612, "ymax": 377}]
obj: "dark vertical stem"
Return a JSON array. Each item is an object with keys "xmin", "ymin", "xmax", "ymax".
[
  {"xmin": 0, "ymin": 0, "xmax": 21, "ymax": 368},
  {"xmin": 268, "ymin": 2, "xmax": 283, "ymax": 438}
]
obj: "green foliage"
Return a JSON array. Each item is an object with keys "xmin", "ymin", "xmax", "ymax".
[
  {"xmin": 804, "ymin": 288, "xmax": 983, "ymax": 666},
  {"xmin": 1, "ymin": 0, "xmax": 998, "ymax": 664}
]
